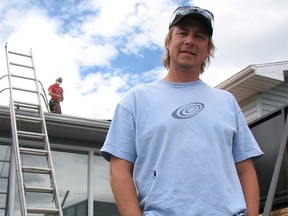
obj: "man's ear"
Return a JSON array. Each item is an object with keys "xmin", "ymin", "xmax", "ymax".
[
  {"xmin": 165, "ymin": 39, "xmax": 172, "ymax": 54},
  {"xmin": 206, "ymin": 46, "xmax": 212, "ymax": 58},
  {"xmin": 165, "ymin": 42, "xmax": 169, "ymax": 50}
]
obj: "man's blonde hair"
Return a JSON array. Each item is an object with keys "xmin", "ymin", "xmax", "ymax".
[{"xmin": 161, "ymin": 27, "xmax": 216, "ymax": 73}]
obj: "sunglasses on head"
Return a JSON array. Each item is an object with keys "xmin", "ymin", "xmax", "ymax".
[{"xmin": 169, "ymin": 6, "xmax": 214, "ymax": 31}]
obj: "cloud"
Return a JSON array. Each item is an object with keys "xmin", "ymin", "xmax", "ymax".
[
  {"xmin": 0, "ymin": 0, "xmax": 176, "ymax": 119},
  {"xmin": 194, "ymin": 0, "xmax": 288, "ymax": 86},
  {"xmin": 78, "ymin": 44, "xmax": 119, "ymax": 67},
  {"xmin": 66, "ymin": 72, "xmax": 125, "ymax": 119}
]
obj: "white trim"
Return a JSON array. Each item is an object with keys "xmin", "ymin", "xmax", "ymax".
[
  {"xmin": 257, "ymin": 93, "xmax": 263, "ymax": 117},
  {"xmin": 88, "ymin": 151, "xmax": 94, "ymax": 216},
  {"xmin": 216, "ymin": 61, "xmax": 287, "ymax": 104}
]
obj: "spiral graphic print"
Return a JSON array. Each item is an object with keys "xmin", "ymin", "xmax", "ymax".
[{"xmin": 172, "ymin": 102, "xmax": 204, "ymax": 119}]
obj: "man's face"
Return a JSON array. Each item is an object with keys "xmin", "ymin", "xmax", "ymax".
[{"xmin": 166, "ymin": 18, "xmax": 211, "ymax": 71}]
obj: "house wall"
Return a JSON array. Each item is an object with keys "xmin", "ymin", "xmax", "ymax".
[
  {"xmin": 240, "ymin": 81, "xmax": 288, "ymax": 123},
  {"xmin": 261, "ymin": 82, "xmax": 288, "ymax": 116},
  {"xmin": 240, "ymin": 95, "xmax": 260, "ymax": 123}
]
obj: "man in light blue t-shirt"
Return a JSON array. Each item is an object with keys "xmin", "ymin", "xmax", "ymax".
[{"xmin": 101, "ymin": 5, "xmax": 263, "ymax": 216}]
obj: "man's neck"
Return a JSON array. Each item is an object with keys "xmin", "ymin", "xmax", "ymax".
[{"xmin": 164, "ymin": 67, "xmax": 201, "ymax": 83}]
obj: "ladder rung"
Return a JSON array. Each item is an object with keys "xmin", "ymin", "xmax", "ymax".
[
  {"xmin": 27, "ymin": 207, "xmax": 59, "ymax": 214},
  {"xmin": 14, "ymin": 101, "xmax": 40, "ymax": 110},
  {"xmin": 14, "ymin": 100, "xmax": 39, "ymax": 107},
  {"xmin": 22, "ymin": 166, "xmax": 51, "ymax": 174},
  {"xmin": 8, "ymin": 50, "xmax": 31, "ymax": 58},
  {"xmin": 16, "ymin": 114, "xmax": 42, "ymax": 123},
  {"xmin": 19, "ymin": 147, "xmax": 48, "ymax": 156},
  {"xmin": 10, "ymin": 62, "xmax": 33, "ymax": 69},
  {"xmin": 12, "ymin": 87, "xmax": 37, "ymax": 94},
  {"xmin": 0, "ymin": 176, "xmax": 8, "ymax": 179},
  {"xmin": 18, "ymin": 131, "xmax": 45, "ymax": 139},
  {"xmin": 11, "ymin": 74, "xmax": 36, "ymax": 81},
  {"xmin": 25, "ymin": 186, "xmax": 54, "ymax": 193},
  {"xmin": 0, "ymin": 192, "xmax": 8, "ymax": 194},
  {"xmin": 0, "ymin": 159, "xmax": 10, "ymax": 163}
]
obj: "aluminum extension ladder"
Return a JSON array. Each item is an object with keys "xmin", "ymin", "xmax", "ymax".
[{"xmin": 5, "ymin": 44, "xmax": 63, "ymax": 216}]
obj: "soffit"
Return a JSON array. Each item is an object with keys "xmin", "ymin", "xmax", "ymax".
[{"xmin": 216, "ymin": 61, "xmax": 288, "ymax": 103}]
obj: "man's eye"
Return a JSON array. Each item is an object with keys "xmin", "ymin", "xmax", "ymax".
[{"xmin": 195, "ymin": 34, "xmax": 205, "ymax": 39}]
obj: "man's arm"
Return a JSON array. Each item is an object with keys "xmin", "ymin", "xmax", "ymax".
[
  {"xmin": 236, "ymin": 158, "xmax": 260, "ymax": 216},
  {"xmin": 110, "ymin": 156, "xmax": 142, "ymax": 216},
  {"xmin": 48, "ymin": 89, "xmax": 53, "ymax": 97}
]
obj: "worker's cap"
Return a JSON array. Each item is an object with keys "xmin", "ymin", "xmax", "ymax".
[
  {"xmin": 169, "ymin": 6, "xmax": 214, "ymax": 36},
  {"xmin": 56, "ymin": 77, "xmax": 62, "ymax": 83}
]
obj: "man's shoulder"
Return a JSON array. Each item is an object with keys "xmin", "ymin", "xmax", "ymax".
[
  {"xmin": 203, "ymin": 83, "xmax": 235, "ymax": 98},
  {"xmin": 48, "ymin": 84, "xmax": 63, "ymax": 89},
  {"xmin": 48, "ymin": 84, "xmax": 55, "ymax": 89}
]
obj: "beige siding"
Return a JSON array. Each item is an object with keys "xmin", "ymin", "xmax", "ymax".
[
  {"xmin": 239, "ymin": 96, "xmax": 259, "ymax": 123},
  {"xmin": 261, "ymin": 82, "xmax": 288, "ymax": 115},
  {"xmin": 238, "ymin": 82, "xmax": 288, "ymax": 122}
]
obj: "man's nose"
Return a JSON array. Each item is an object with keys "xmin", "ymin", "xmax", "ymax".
[{"xmin": 184, "ymin": 34, "xmax": 195, "ymax": 47}]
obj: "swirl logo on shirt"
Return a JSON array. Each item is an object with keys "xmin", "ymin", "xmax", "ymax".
[{"xmin": 172, "ymin": 102, "xmax": 204, "ymax": 119}]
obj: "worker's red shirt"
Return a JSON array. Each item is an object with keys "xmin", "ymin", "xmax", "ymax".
[{"xmin": 48, "ymin": 84, "xmax": 63, "ymax": 100}]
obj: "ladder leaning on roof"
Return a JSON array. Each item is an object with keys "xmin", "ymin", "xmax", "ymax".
[{"xmin": 5, "ymin": 44, "xmax": 63, "ymax": 216}]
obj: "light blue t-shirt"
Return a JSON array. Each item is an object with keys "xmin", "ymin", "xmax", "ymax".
[{"xmin": 100, "ymin": 80, "xmax": 263, "ymax": 216}]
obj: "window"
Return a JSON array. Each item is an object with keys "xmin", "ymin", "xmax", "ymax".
[{"xmin": 93, "ymin": 156, "xmax": 119, "ymax": 216}]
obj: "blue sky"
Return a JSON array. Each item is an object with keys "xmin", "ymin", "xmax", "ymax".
[{"xmin": 0, "ymin": 0, "xmax": 288, "ymax": 119}]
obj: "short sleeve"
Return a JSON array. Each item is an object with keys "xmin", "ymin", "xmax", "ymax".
[
  {"xmin": 100, "ymin": 100, "xmax": 137, "ymax": 163},
  {"xmin": 232, "ymin": 103, "xmax": 263, "ymax": 163}
]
